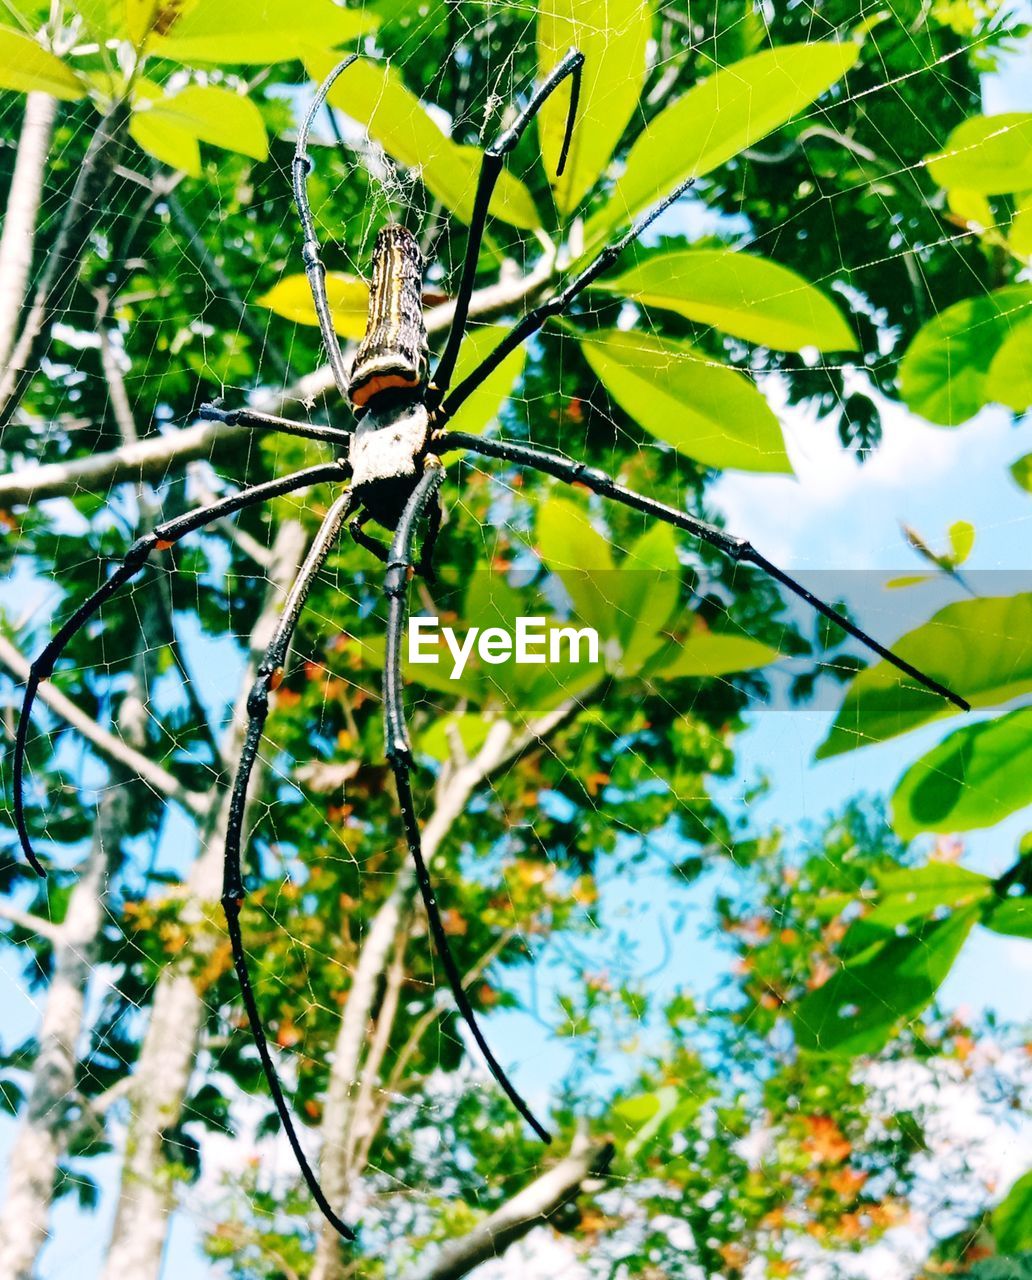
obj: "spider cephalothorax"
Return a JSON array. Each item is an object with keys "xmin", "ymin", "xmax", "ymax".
[{"xmin": 14, "ymin": 48, "xmax": 969, "ymax": 1243}]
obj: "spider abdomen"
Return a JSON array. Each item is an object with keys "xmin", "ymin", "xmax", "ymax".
[{"xmin": 349, "ymin": 225, "xmax": 428, "ymax": 410}]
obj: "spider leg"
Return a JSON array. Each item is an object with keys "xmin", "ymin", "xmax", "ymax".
[
  {"xmin": 436, "ymin": 172, "xmax": 699, "ymax": 425},
  {"xmin": 381, "ymin": 462, "xmax": 552, "ymax": 1143},
  {"xmin": 349, "ymin": 509, "xmax": 390, "ymax": 564},
  {"xmin": 221, "ymin": 489, "xmax": 356, "ymax": 1242},
  {"xmin": 414, "ymin": 489, "xmax": 442, "ymax": 584},
  {"xmin": 292, "ymin": 55, "xmax": 361, "ymax": 403},
  {"xmin": 435, "ymin": 432, "xmax": 971, "ymax": 712},
  {"xmin": 430, "ymin": 48, "xmax": 584, "ymax": 399},
  {"xmin": 14, "ymin": 460, "xmax": 350, "ymax": 877},
  {"xmin": 199, "ymin": 401, "xmax": 352, "ymax": 450}
]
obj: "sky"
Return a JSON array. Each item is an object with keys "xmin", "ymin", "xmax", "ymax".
[{"xmin": 2, "ymin": 12, "xmax": 1032, "ymax": 1279}]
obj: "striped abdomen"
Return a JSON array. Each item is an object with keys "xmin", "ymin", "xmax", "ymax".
[{"xmin": 349, "ymin": 225, "xmax": 428, "ymax": 410}]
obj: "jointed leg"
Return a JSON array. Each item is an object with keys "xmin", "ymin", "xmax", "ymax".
[
  {"xmin": 381, "ymin": 462, "xmax": 552, "ymax": 1143},
  {"xmin": 221, "ymin": 489, "xmax": 356, "ymax": 1242},
  {"xmin": 14, "ymin": 460, "xmax": 350, "ymax": 876},
  {"xmin": 436, "ymin": 431, "xmax": 970, "ymax": 711},
  {"xmin": 350, "ymin": 500, "xmax": 442, "ymax": 583},
  {"xmin": 200, "ymin": 401, "xmax": 352, "ymax": 450},
  {"xmin": 436, "ymin": 173, "xmax": 698, "ymax": 424},
  {"xmin": 292, "ymin": 55, "xmax": 361, "ymax": 403},
  {"xmin": 430, "ymin": 48, "xmax": 584, "ymax": 399},
  {"xmin": 349, "ymin": 508, "xmax": 390, "ymax": 564}
]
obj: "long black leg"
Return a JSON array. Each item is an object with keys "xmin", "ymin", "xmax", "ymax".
[
  {"xmin": 349, "ymin": 509, "xmax": 390, "ymax": 564},
  {"xmin": 221, "ymin": 489, "xmax": 356, "ymax": 1242},
  {"xmin": 199, "ymin": 401, "xmax": 352, "ymax": 450},
  {"xmin": 380, "ymin": 462, "xmax": 552, "ymax": 1143},
  {"xmin": 430, "ymin": 48, "xmax": 584, "ymax": 400},
  {"xmin": 436, "ymin": 173, "xmax": 699, "ymax": 425},
  {"xmin": 436, "ymin": 432, "xmax": 971, "ymax": 712},
  {"xmin": 293, "ymin": 56, "xmax": 361, "ymax": 403},
  {"xmin": 14, "ymin": 460, "xmax": 350, "ymax": 877}
]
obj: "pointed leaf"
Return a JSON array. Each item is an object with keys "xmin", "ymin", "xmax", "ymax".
[
  {"xmin": 0, "ymin": 26, "xmax": 84, "ymax": 98},
  {"xmin": 994, "ymin": 1170, "xmax": 1032, "ymax": 1254},
  {"xmin": 892, "ymin": 706, "xmax": 1032, "ymax": 839},
  {"xmin": 899, "ymin": 284, "xmax": 1032, "ymax": 425},
  {"xmin": 308, "ymin": 54, "xmax": 539, "ymax": 230},
  {"xmin": 595, "ymin": 249, "xmax": 856, "ymax": 352},
  {"xmin": 1010, "ymin": 452, "xmax": 1032, "ymax": 493},
  {"xmin": 864, "ymin": 864, "xmax": 993, "ymax": 929},
  {"xmin": 129, "ymin": 112, "xmax": 201, "ymax": 176},
  {"xmin": 928, "ymin": 113, "xmax": 1032, "ymax": 195},
  {"xmin": 1011, "ymin": 193, "xmax": 1032, "ymax": 257},
  {"xmin": 536, "ymin": 496, "xmax": 618, "ymax": 642},
  {"xmin": 792, "ymin": 907, "xmax": 978, "ymax": 1056},
  {"xmin": 584, "ymin": 41, "xmax": 859, "ymax": 250},
  {"xmin": 818, "ymin": 594, "xmax": 1032, "ymax": 759},
  {"xmin": 537, "ymin": 0, "xmax": 651, "ymax": 214},
  {"xmin": 258, "ymin": 272, "xmax": 369, "ymax": 339},
  {"xmin": 656, "ymin": 630, "xmax": 781, "ymax": 679},
  {"xmin": 579, "ymin": 328, "xmax": 790, "ymax": 473},
  {"xmin": 150, "ymin": 0, "xmax": 376, "ymax": 64},
  {"xmin": 615, "ymin": 523, "xmax": 680, "ymax": 674},
  {"xmin": 947, "ymin": 520, "xmax": 975, "ymax": 566},
  {"xmin": 139, "ymin": 84, "xmax": 268, "ymax": 161}
]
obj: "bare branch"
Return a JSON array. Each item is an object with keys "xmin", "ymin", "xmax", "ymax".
[
  {"xmin": 0, "ymin": 93, "xmax": 58, "ymax": 371},
  {"xmin": 0, "ymin": 632, "xmax": 209, "ymax": 817},
  {"xmin": 403, "ymin": 1133, "xmax": 615, "ymax": 1280},
  {"xmin": 0, "ymin": 900, "xmax": 61, "ymax": 944},
  {"xmin": 1, "ymin": 248, "xmax": 556, "ymax": 506}
]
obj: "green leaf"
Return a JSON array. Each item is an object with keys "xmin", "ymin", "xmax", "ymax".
[
  {"xmin": 584, "ymin": 41, "xmax": 859, "ymax": 250},
  {"xmin": 444, "ymin": 325, "xmax": 527, "ymax": 437},
  {"xmin": 594, "ymin": 249, "xmax": 857, "ymax": 352},
  {"xmin": 537, "ymin": 0, "xmax": 651, "ymax": 215},
  {"xmin": 1010, "ymin": 453, "xmax": 1032, "ymax": 493},
  {"xmin": 864, "ymin": 864, "xmax": 993, "ymax": 929},
  {"xmin": 994, "ymin": 1170, "xmax": 1032, "ymax": 1254},
  {"xmin": 129, "ymin": 112, "xmax": 201, "ymax": 176},
  {"xmin": 985, "ymin": 896, "xmax": 1032, "ymax": 940},
  {"xmin": 579, "ymin": 328, "xmax": 791, "ymax": 473},
  {"xmin": 792, "ymin": 907, "xmax": 978, "ymax": 1056},
  {"xmin": 150, "ymin": 0, "xmax": 376, "ymax": 64},
  {"xmin": 892, "ymin": 707, "xmax": 1032, "ymax": 839},
  {"xmin": 258, "ymin": 272, "xmax": 370, "ymax": 339},
  {"xmin": 613, "ymin": 1084, "xmax": 691, "ymax": 1157},
  {"xmin": 947, "ymin": 187, "xmax": 996, "ymax": 232},
  {"xmin": 655, "ymin": 630, "xmax": 781, "ymax": 680},
  {"xmin": 817, "ymin": 593, "xmax": 1032, "ymax": 759},
  {"xmin": 617, "ymin": 524, "xmax": 680, "ymax": 674},
  {"xmin": 948, "ymin": 520, "xmax": 975, "ymax": 566},
  {"xmin": 137, "ymin": 84, "xmax": 269, "ymax": 162},
  {"xmin": 987, "ymin": 317, "xmax": 1032, "ymax": 412},
  {"xmin": 1011, "ymin": 193, "xmax": 1032, "ymax": 257},
  {"xmin": 885, "ymin": 574, "xmax": 933, "ymax": 589},
  {"xmin": 309, "ymin": 54, "xmax": 539, "ymax": 230},
  {"xmin": 0, "ymin": 26, "xmax": 85, "ymax": 99},
  {"xmin": 536, "ymin": 496, "xmax": 617, "ymax": 642},
  {"xmin": 928, "ymin": 113, "xmax": 1032, "ymax": 195},
  {"xmin": 899, "ymin": 284, "xmax": 1032, "ymax": 426}
]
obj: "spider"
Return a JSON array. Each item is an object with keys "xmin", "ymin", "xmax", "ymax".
[{"xmin": 13, "ymin": 50, "xmax": 969, "ymax": 1241}]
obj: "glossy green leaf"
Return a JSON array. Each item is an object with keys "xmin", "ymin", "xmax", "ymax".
[
  {"xmin": 818, "ymin": 594, "xmax": 1032, "ymax": 759},
  {"xmin": 792, "ymin": 907, "xmax": 978, "ymax": 1056},
  {"xmin": 987, "ymin": 317, "xmax": 1032, "ymax": 412},
  {"xmin": 584, "ymin": 41, "xmax": 859, "ymax": 250},
  {"xmin": 985, "ymin": 896, "xmax": 1032, "ymax": 940},
  {"xmin": 0, "ymin": 26, "xmax": 85, "ymax": 99},
  {"xmin": 150, "ymin": 0, "xmax": 376, "ymax": 64},
  {"xmin": 258, "ymin": 272, "xmax": 369, "ymax": 339},
  {"xmin": 595, "ymin": 249, "xmax": 856, "ymax": 352},
  {"xmin": 892, "ymin": 707, "xmax": 1032, "ymax": 839},
  {"xmin": 994, "ymin": 1170, "xmax": 1032, "ymax": 1253},
  {"xmin": 899, "ymin": 284, "xmax": 1032, "ymax": 426},
  {"xmin": 141, "ymin": 84, "xmax": 269, "ymax": 162},
  {"xmin": 1010, "ymin": 452, "xmax": 1032, "ymax": 493},
  {"xmin": 613, "ymin": 1084, "xmax": 686, "ymax": 1157},
  {"xmin": 1011, "ymin": 194, "xmax": 1032, "ymax": 257},
  {"xmin": 617, "ymin": 524, "xmax": 680, "ymax": 674},
  {"xmin": 444, "ymin": 325, "xmax": 527, "ymax": 437},
  {"xmin": 579, "ymin": 328, "xmax": 791, "ymax": 473},
  {"xmin": 309, "ymin": 55, "xmax": 539, "ymax": 230},
  {"xmin": 655, "ymin": 631, "xmax": 781, "ymax": 680},
  {"xmin": 948, "ymin": 520, "xmax": 975, "ymax": 566},
  {"xmin": 928, "ymin": 113, "xmax": 1032, "ymax": 195},
  {"xmin": 864, "ymin": 864, "xmax": 993, "ymax": 929},
  {"xmin": 537, "ymin": 0, "xmax": 651, "ymax": 214},
  {"xmin": 536, "ymin": 496, "xmax": 617, "ymax": 641},
  {"xmin": 947, "ymin": 187, "xmax": 996, "ymax": 232},
  {"xmin": 885, "ymin": 574, "xmax": 933, "ymax": 590}
]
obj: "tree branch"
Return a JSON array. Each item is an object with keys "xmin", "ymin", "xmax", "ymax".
[
  {"xmin": 403, "ymin": 1132, "xmax": 615, "ymax": 1280},
  {"xmin": 1, "ymin": 248, "xmax": 556, "ymax": 506},
  {"xmin": 0, "ymin": 632, "xmax": 209, "ymax": 816},
  {"xmin": 0, "ymin": 900, "xmax": 61, "ymax": 944}
]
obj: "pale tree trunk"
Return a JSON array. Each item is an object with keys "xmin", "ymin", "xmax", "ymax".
[
  {"xmin": 0, "ymin": 683, "xmax": 146, "ymax": 1279},
  {"xmin": 0, "ymin": 92, "xmax": 57, "ymax": 372},
  {"xmin": 311, "ymin": 708, "xmax": 587, "ymax": 1280},
  {"xmin": 100, "ymin": 520, "xmax": 307, "ymax": 1280}
]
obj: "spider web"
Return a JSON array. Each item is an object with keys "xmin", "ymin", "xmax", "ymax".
[{"xmin": 0, "ymin": 2, "xmax": 1030, "ymax": 1277}]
